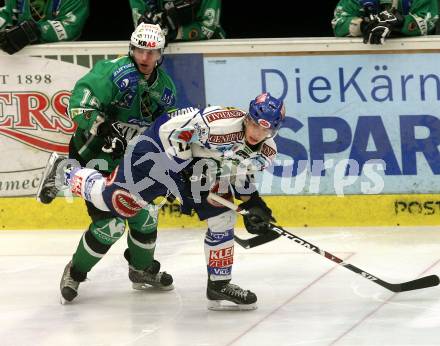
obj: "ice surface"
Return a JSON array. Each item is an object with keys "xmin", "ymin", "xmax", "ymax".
[{"xmin": 0, "ymin": 227, "xmax": 439, "ymax": 346}]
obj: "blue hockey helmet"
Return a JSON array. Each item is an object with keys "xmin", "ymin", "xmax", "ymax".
[
  {"xmin": 248, "ymin": 92, "xmax": 285, "ymax": 137},
  {"xmin": 358, "ymin": 0, "xmax": 379, "ymax": 12}
]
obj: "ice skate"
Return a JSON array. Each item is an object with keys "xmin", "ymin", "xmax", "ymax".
[
  {"xmin": 207, "ymin": 280, "xmax": 257, "ymax": 311},
  {"xmin": 36, "ymin": 152, "xmax": 66, "ymax": 204},
  {"xmin": 59, "ymin": 261, "xmax": 82, "ymax": 304},
  {"xmin": 129, "ymin": 260, "xmax": 174, "ymax": 291}
]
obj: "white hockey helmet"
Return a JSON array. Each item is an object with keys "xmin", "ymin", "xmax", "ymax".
[{"xmin": 130, "ymin": 23, "xmax": 166, "ymax": 53}]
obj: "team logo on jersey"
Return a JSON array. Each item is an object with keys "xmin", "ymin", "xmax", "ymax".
[
  {"xmin": 112, "ymin": 69, "xmax": 139, "ymax": 108},
  {"xmin": 205, "ymin": 110, "xmax": 245, "ymax": 123},
  {"xmin": 161, "ymin": 87, "xmax": 175, "ymax": 106}
]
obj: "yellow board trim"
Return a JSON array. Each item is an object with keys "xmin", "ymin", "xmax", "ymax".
[{"xmin": 1, "ymin": 194, "xmax": 440, "ymax": 230}]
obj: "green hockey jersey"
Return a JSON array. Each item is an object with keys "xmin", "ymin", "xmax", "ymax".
[
  {"xmin": 129, "ymin": 0, "xmax": 225, "ymax": 40},
  {"xmin": 0, "ymin": 0, "xmax": 89, "ymax": 42},
  {"xmin": 68, "ymin": 55, "xmax": 177, "ymax": 172},
  {"xmin": 332, "ymin": 0, "xmax": 438, "ymax": 37}
]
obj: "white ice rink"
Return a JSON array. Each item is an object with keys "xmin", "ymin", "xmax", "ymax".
[{"xmin": 1, "ymin": 227, "xmax": 439, "ymax": 346}]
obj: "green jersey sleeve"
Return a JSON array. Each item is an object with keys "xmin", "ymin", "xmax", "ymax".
[
  {"xmin": 332, "ymin": 0, "xmax": 364, "ymax": 37},
  {"xmin": 68, "ymin": 59, "xmax": 117, "ymax": 132},
  {"xmin": 38, "ymin": 0, "xmax": 89, "ymax": 42},
  {"xmin": 129, "ymin": 0, "xmax": 147, "ymax": 27},
  {"xmin": 178, "ymin": 0, "xmax": 224, "ymax": 40},
  {"xmin": 400, "ymin": 0, "xmax": 438, "ymax": 36},
  {"xmin": 0, "ymin": 1, "xmax": 14, "ymax": 31}
]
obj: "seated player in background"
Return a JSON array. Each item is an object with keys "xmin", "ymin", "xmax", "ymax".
[
  {"xmin": 37, "ymin": 92, "xmax": 286, "ymax": 310},
  {"xmin": 129, "ymin": 0, "xmax": 225, "ymax": 43},
  {"xmin": 0, "ymin": 0, "xmax": 90, "ymax": 54},
  {"xmin": 332, "ymin": 0, "xmax": 438, "ymax": 45}
]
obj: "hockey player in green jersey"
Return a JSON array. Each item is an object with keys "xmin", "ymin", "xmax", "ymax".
[
  {"xmin": 0, "ymin": 0, "xmax": 89, "ymax": 54},
  {"xmin": 332, "ymin": 0, "xmax": 438, "ymax": 44},
  {"xmin": 129, "ymin": 0, "xmax": 225, "ymax": 42},
  {"xmin": 37, "ymin": 23, "xmax": 177, "ymax": 303}
]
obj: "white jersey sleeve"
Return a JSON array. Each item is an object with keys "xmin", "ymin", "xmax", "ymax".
[{"xmin": 158, "ymin": 107, "xmax": 205, "ymax": 161}]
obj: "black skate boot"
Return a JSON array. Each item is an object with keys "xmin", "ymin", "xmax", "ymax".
[
  {"xmin": 36, "ymin": 152, "xmax": 66, "ymax": 204},
  {"xmin": 59, "ymin": 261, "xmax": 87, "ymax": 304},
  {"xmin": 128, "ymin": 260, "xmax": 174, "ymax": 291},
  {"xmin": 207, "ymin": 279, "xmax": 257, "ymax": 311}
]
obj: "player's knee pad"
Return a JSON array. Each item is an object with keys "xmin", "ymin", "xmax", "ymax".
[
  {"xmin": 204, "ymin": 211, "xmax": 236, "ymax": 281},
  {"xmin": 89, "ymin": 217, "xmax": 126, "ymax": 246}
]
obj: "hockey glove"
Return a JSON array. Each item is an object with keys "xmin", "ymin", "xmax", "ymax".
[
  {"xmin": 181, "ymin": 158, "xmax": 219, "ymax": 202},
  {"xmin": 97, "ymin": 121, "xmax": 127, "ymax": 160},
  {"xmin": 138, "ymin": 10, "xmax": 162, "ymax": 26},
  {"xmin": 239, "ymin": 194, "xmax": 275, "ymax": 235},
  {"xmin": 361, "ymin": 14, "xmax": 391, "ymax": 45},
  {"xmin": 0, "ymin": 20, "xmax": 40, "ymax": 55},
  {"xmin": 366, "ymin": 24, "xmax": 391, "ymax": 44},
  {"xmin": 161, "ymin": 2, "xmax": 179, "ymax": 41},
  {"xmin": 377, "ymin": 9, "xmax": 404, "ymax": 32}
]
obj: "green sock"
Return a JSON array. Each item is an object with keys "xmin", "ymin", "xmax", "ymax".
[
  {"xmin": 127, "ymin": 231, "xmax": 155, "ymax": 270},
  {"xmin": 71, "ymin": 232, "xmax": 104, "ymax": 273}
]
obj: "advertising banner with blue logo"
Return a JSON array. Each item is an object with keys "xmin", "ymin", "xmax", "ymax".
[{"xmin": 204, "ymin": 54, "xmax": 440, "ymax": 195}]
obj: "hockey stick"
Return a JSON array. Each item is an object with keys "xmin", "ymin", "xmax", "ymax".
[{"xmin": 208, "ymin": 193, "xmax": 440, "ymax": 293}]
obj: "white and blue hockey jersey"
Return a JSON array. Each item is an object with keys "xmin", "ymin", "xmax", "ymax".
[{"xmin": 159, "ymin": 106, "xmax": 278, "ymax": 177}]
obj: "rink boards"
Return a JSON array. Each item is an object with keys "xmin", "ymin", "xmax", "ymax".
[
  {"xmin": 2, "ymin": 38, "xmax": 440, "ymax": 229},
  {"xmin": 1, "ymin": 194, "xmax": 440, "ymax": 229}
]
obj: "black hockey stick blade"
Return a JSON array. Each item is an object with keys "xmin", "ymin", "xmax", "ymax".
[
  {"xmin": 234, "ymin": 230, "xmax": 281, "ymax": 249},
  {"xmin": 394, "ymin": 274, "xmax": 440, "ymax": 292}
]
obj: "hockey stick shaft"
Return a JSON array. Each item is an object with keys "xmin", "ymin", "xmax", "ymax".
[{"xmin": 208, "ymin": 193, "xmax": 440, "ymax": 293}]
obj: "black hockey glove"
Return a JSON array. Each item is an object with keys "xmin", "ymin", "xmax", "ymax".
[
  {"xmin": 161, "ymin": 2, "xmax": 180, "ymax": 41},
  {"xmin": 97, "ymin": 121, "xmax": 127, "ymax": 160},
  {"xmin": 0, "ymin": 20, "xmax": 40, "ymax": 55},
  {"xmin": 361, "ymin": 14, "xmax": 391, "ymax": 45},
  {"xmin": 377, "ymin": 9, "xmax": 404, "ymax": 32},
  {"xmin": 138, "ymin": 10, "xmax": 162, "ymax": 26},
  {"xmin": 366, "ymin": 24, "xmax": 391, "ymax": 44},
  {"xmin": 181, "ymin": 158, "xmax": 219, "ymax": 202},
  {"xmin": 138, "ymin": 8, "xmax": 178, "ymax": 43},
  {"xmin": 239, "ymin": 194, "xmax": 275, "ymax": 235}
]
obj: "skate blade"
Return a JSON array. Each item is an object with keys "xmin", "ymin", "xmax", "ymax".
[
  {"xmin": 36, "ymin": 152, "xmax": 60, "ymax": 203},
  {"xmin": 60, "ymin": 295, "xmax": 68, "ymax": 305},
  {"xmin": 132, "ymin": 283, "xmax": 175, "ymax": 291},
  {"xmin": 207, "ymin": 300, "xmax": 257, "ymax": 311}
]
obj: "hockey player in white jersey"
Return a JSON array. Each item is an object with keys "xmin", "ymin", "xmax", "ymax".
[{"xmin": 37, "ymin": 92, "xmax": 286, "ymax": 310}]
